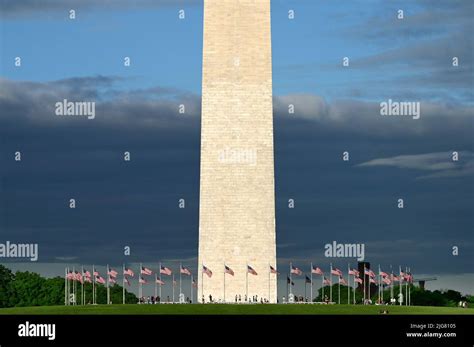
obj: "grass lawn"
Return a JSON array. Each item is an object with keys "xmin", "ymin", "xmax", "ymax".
[{"xmin": 0, "ymin": 304, "xmax": 472, "ymax": 315}]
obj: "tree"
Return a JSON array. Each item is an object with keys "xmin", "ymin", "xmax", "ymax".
[
  {"xmin": 0, "ymin": 265, "xmax": 14, "ymax": 308},
  {"xmin": 315, "ymin": 284, "xmax": 363, "ymax": 304}
]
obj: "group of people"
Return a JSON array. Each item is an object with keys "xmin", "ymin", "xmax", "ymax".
[
  {"xmin": 201, "ymin": 294, "xmax": 273, "ymax": 304},
  {"xmin": 138, "ymin": 296, "xmax": 192, "ymax": 304}
]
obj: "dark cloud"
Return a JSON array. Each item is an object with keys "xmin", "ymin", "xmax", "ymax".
[{"xmin": 0, "ymin": 76, "xmax": 472, "ymax": 277}]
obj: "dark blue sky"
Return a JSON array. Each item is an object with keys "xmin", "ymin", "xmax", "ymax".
[{"xmin": 0, "ymin": 0, "xmax": 473, "ymax": 295}]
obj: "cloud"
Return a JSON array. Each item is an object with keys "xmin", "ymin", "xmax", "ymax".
[
  {"xmin": 0, "ymin": 76, "xmax": 200, "ymax": 130},
  {"xmin": 357, "ymin": 151, "xmax": 474, "ymax": 179},
  {"xmin": 0, "ymin": 0, "xmax": 201, "ymax": 18},
  {"xmin": 348, "ymin": 0, "xmax": 473, "ymax": 42},
  {"xmin": 273, "ymin": 93, "xmax": 474, "ymax": 140}
]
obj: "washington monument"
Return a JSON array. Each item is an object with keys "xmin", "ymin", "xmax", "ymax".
[{"xmin": 198, "ymin": 0, "xmax": 276, "ymax": 303}]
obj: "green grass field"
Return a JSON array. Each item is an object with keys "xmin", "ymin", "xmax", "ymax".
[{"xmin": 0, "ymin": 304, "xmax": 472, "ymax": 315}]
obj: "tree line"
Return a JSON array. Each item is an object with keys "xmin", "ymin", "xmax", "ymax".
[{"xmin": 0, "ymin": 265, "xmax": 137, "ymax": 307}]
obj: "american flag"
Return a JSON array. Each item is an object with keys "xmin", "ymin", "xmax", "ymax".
[
  {"xmin": 339, "ymin": 276, "xmax": 347, "ymax": 285},
  {"xmin": 202, "ymin": 265, "xmax": 212, "ymax": 278},
  {"xmin": 108, "ymin": 268, "xmax": 118, "ymax": 278},
  {"xmin": 84, "ymin": 276, "xmax": 92, "ymax": 283},
  {"xmin": 379, "ymin": 271, "xmax": 389, "ymax": 278},
  {"xmin": 160, "ymin": 265, "xmax": 172, "ymax": 276},
  {"xmin": 286, "ymin": 276, "xmax": 295, "ymax": 286},
  {"xmin": 312, "ymin": 266, "xmax": 323, "ymax": 275},
  {"xmin": 383, "ymin": 277, "xmax": 392, "ymax": 285},
  {"xmin": 192, "ymin": 279, "xmax": 197, "ymax": 288},
  {"xmin": 323, "ymin": 277, "xmax": 331, "ymax": 285},
  {"xmin": 141, "ymin": 266, "xmax": 153, "ymax": 276},
  {"xmin": 66, "ymin": 271, "xmax": 74, "ymax": 280},
  {"xmin": 156, "ymin": 277, "xmax": 165, "ymax": 285},
  {"xmin": 75, "ymin": 271, "xmax": 82, "ymax": 282},
  {"xmin": 180, "ymin": 266, "xmax": 191, "ymax": 276},
  {"xmin": 83, "ymin": 270, "xmax": 91, "ymax": 278},
  {"xmin": 224, "ymin": 265, "xmax": 234, "ymax": 276},
  {"xmin": 124, "ymin": 277, "xmax": 130, "ymax": 286},
  {"xmin": 392, "ymin": 274, "xmax": 400, "ymax": 281},
  {"xmin": 93, "ymin": 270, "xmax": 99, "ymax": 277},
  {"xmin": 139, "ymin": 277, "xmax": 147, "ymax": 284},
  {"xmin": 247, "ymin": 265, "xmax": 258, "ymax": 275},
  {"xmin": 305, "ymin": 275, "xmax": 311, "ymax": 284},
  {"xmin": 331, "ymin": 268, "xmax": 342, "ymax": 276},
  {"xmin": 96, "ymin": 276, "xmax": 106, "ymax": 284},
  {"xmin": 369, "ymin": 278, "xmax": 376, "ymax": 284},
  {"xmin": 270, "ymin": 265, "xmax": 279, "ymax": 274},
  {"xmin": 348, "ymin": 269, "xmax": 359, "ymax": 276},
  {"xmin": 364, "ymin": 269, "xmax": 375, "ymax": 278},
  {"xmin": 109, "ymin": 276, "xmax": 116, "ymax": 284},
  {"xmin": 124, "ymin": 268, "xmax": 134, "ymax": 277},
  {"xmin": 290, "ymin": 265, "xmax": 302, "ymax": 276},
  {"xmin": 354, "ymin": 276, "xmax": 363, "ymax": 284}
]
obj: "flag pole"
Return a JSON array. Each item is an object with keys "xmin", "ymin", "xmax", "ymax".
[
  {"xmin": 310, "ymin": 262, "xmax": 313, "ymax": 303},
  {"xmin": 368, "ymin": 270, "xmax": 371, "ymax": 303},
  {"xmin": 180, "ymin": 262, "xmax": 182, "ymax": 301},
  {"xmin": 268, "ymin": 263, "xmax": 270, "ymax": 303},
  {"xmin": 399, "ymin": 265, "xmax": 402, "ymax": 306},
  {"xmin": 347, "ymin": 263, "xmax": 350, "ymax": 305},
  {"xmin": 331, "ymin": 263, "xmax": 334, "ymax": 303},
  {"xmin": 321, "ymin": 274, "xmax": 324, "ymax": 303},
  {"xmin": 363, "ymin": 264, "xmax": 366, "ymax": 304},
  {"xmin": 64, "ymin": 267, "xmax": 67, "ymax": 306},
  {"xmin": 246, "ymin": 263, "xmax": 249, "ymax": 302},
  {"xmin": 304, "ymin": 275, "xmax": 307, "ymax": 301},
  {"xmin": 390, "ymin": 264, "xmax": 393, "ymax": 302},
  {"xmin": 72, "ymin": 266, "xmax": 76, "ymax": 306},
  {"xmin": 172, "ymin": 274, "xmax": 175, "ymax": 303},
  {"xmin": 353, "ymin": 271, "xmax": 356, "ymax": 305},
  {"xmin": 223, "ymin": 261, "xmax": 226, "ymax": 303},
  {"xmin": 139, "ymin": 262, "xmax": 142, "ymax": 303},
  {"xmin": 92, "ymin": 265, "xmax": 95, "ymax": 305},
  {"xmin": 81, "ymin": 265, "xmax": 84, "ymax": 305},
  {"xmin": 338, "ymin": 275, "xmax": 341, "ymax": 304},
  {"xmin": 286, "ymin": 274, "xmax": 288, "ymax": 301},
  {"xmin": 381, "ymin": 265, "xmax": 384, "ymax": 304},
  {"xmin": 289, "ymin": 262, "xmax": 292, "ymax": 296},
  {"xmin": 378, "ymin": 264, "xmax": 381, "ymax": 304},
  {"xmin": 107, "ymin": 264, "xmax": 110, "ymax": 305},
  {"xmin": 408, "ymin": 267, "xmax": 411, "ymax": 306},
  {"xmin": 159, "ymin": 262, "xmax": 162, "ymax": 303},
  {"xmin": 405, "ymin": 266, "xmax": 408, "ymax": 306}
]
